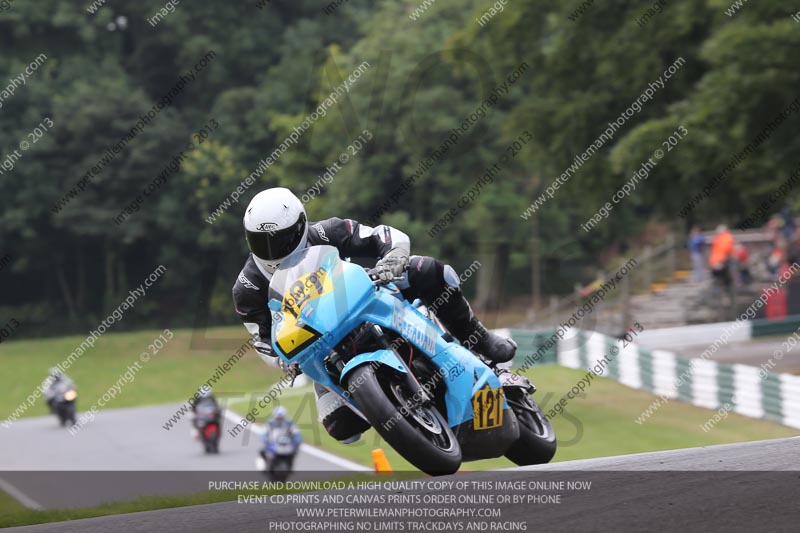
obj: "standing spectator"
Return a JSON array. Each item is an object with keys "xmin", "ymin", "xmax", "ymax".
[
  {"xmin": 767, "ymin": 213, "xmax": 781, "ymax": 241},
  {"xmin": 734, "ymin": 243, "xmax": 751, "ymax": 287},
  {"xmin": 781, "ymin": 203, "xmax": 795, "ymax": 243},
  {"xmin": 767, "ymin": 237, "xmax": 787, "ymax": 278},
  {"xmin": 688, "ymin": 225, "xmax": 705, "ymax": 282},
  {"xmin": 708, "ymin": 224, "xmax": 734, "ymax": 291}
]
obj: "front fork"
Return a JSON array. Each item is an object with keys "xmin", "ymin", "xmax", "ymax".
[{"xmin": 372, "ymin": 324, "xmax": 434, "ymax": 409}]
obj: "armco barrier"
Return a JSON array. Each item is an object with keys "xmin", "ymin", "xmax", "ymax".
[
  {"xmin": 629, "ymin": 314, "xmax": 800, "ymax": 351},
  {"xmin": 507, "ymin": 328, "xmax": 558, "ymax": 366},
  {"xmin": 751, "ymin": 314, "xmax": 800, "ymax": 338},
  {"xmin": 509, "ymin": 328, "xmax": 800, "ymax": 429}
]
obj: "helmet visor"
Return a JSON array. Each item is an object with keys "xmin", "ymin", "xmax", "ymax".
[{"xmin": 246, "ymin": 213, "xmax": 307, "ymax": 260}]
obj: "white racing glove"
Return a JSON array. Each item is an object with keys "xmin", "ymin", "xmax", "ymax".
[
  {"xmin": 254, "ymin": 338, "xmax": 300, "ymax": 378},
  {"xmin": 254, "ymin": 339, "xmax": 274, "ymax": 360},
  {"xmin": 372, "ymin": 248, "xmax": 409, "ymax": 282}
]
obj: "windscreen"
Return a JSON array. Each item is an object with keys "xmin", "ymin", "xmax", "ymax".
[{"xmin": 268, "ymin": 245, "xmax": 341, "ymax": 313}]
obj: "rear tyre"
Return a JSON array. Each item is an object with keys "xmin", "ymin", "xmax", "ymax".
[
  {"xmin": 202, "ymin": 424, "xmax": 220, "ymax": 453},
  {"xmin": 504, "ymin": 391, "xmax": 557, "ymax": 466},
  {"xmin": 65, "ymin": 403, "xmax": 76, "ymax": 426},
  {"xmin": 346, "ymin": 364, "xmax": 461, "ymax": 475}
]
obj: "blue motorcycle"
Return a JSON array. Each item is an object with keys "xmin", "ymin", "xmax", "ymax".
[{"xmin": 268, "ymin": 245, "xmax": 555, "ymax": 475}]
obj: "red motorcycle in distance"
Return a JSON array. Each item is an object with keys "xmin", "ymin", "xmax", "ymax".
[{"xmin": 193, "ymin": 401, "xmax": 221, "ymax": 454}]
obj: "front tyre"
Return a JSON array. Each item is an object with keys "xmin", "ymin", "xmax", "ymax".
[
  {"xmin": 346, "ymin": 364, "xmax": 462, "ymax": 475},
  {"xmin": 504, "ymin": 391, "xmax": 557, "ymax": 466},
  {"xmin": 270, "ymin": 457, "xmax": 292, "ymax": 482}
]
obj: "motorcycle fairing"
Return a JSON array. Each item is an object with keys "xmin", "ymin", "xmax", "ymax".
[{"xmin": 269, "ymin": 246, "xmax": 511, "ymax": 430}]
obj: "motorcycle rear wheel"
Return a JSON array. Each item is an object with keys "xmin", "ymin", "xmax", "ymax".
[
  {"xmin": 504, "ymin": 390, "xmax": 557, "ymax": 465},
  {"xmin": 202, "ymin": 423, "xmax": 220, "ymax": 454},
  {"xmin": 346, "ymin": 364, "xmax": 462, "ymax": 476}
]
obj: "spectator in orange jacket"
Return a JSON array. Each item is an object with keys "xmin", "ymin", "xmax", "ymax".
[{"xmin": 709, "ymin": 225, "xmax": 734, "ymax": 288}]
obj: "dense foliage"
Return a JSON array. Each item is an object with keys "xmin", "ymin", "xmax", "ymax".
[{"xmin": 1, "ymin": 0, "xmax": 797, "ymax": 334}]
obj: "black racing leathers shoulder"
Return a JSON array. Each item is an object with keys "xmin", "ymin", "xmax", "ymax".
[
  {"xmin": 232, "ymin": 254, "xmax": 272, "ymax": 342},
  {"xmin": 307, "ymin": 217, "xmax": 395, "ymax": 263},
  {"xmin": 232, "ymin": 218, "xmax": 408, "ymax": 343}
]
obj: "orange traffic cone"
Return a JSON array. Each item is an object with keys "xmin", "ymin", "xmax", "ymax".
[{"xmin": 372, "ymin": 449, "xmax": 392, "ymax": 473}]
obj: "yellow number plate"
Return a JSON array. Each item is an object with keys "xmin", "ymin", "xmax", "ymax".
[
  {"xmin": 472, "ymin": 386, "xmax": 504, "ymax": 430},
  {"xmin": 275, "ymin": 268, "xmax": 333, "ymax": 357}
]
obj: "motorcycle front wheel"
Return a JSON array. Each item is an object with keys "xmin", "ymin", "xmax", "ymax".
[
  {"xmin": 270, "ymin": 457, "xmax": 293, "ymax": 482},
  {"xmin": 57, "ymin": 403, "xmax": 75, "ymax": 427},
  {"xmin": 346, "ymin": 364, "xmax": 461, "ymax": 476}
]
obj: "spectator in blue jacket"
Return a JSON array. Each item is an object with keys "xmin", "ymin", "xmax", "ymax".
[{"xmin": 688, "ymin": 225, "xmax": 705, "ymax": 282}]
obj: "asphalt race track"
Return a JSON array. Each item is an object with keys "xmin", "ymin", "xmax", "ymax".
[
  {"xmin": 0, "ymin": 403, "xmax": 366, "ymax": 509},
  {"xmin": 8, "ymin": 437, "xmax": 799, "ymax": 532},
  {"xmin": 523, "ymin": 435, "xmax": 800, "ymax": 471},
  {"xmin": 672, "ymin": 338, "xmax": 800, "ymax": 373}
]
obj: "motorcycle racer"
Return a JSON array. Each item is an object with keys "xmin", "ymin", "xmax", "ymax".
[
  {"xmin": 260, "ymin": 407, "xmax": 302, "ymax": 461},
  {"xmin": 233, "ymin": 187, "xmax": 517, "ymax": 443},
  {"xmin": 42, "ymin": 368, "xmax": 75, "ymax": 411}
]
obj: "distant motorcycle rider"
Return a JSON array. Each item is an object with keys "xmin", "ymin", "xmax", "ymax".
[
  {"xmin": 191, "ymin": 387, "xmax": 220, "ymax": 435},
  {"xmin": 232, "ymin": 187, "xmax": 517, "ymax": 444},
  {"xmin": 42, "ymin": 368, "xmax": 75, "ymax": 411},
  {"xmin": 260, "ymin": 406, "xmax": 302, "ymax": 464}
]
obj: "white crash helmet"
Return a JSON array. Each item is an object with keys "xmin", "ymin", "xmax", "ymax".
[
  {"xmin": 271, "ymin": 406, "xmax": 288, "ymax": 422},
  {"xmin": 198, "ymin": 387, "xmax": 214, "ymax": 400},
  {"xmin": 244, "ymin": 188, "xmax": 308, "ymax": 275}
]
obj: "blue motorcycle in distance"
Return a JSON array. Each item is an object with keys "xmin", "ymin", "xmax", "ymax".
[{"xmin": 268, "ymin": 245, "xmax": 556, "ymax": 475}]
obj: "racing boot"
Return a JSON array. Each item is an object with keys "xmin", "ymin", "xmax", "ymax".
[
  {"xmin": 315, "ymin": 382, "xmax": 370, "ymax": 443},
  {"xmin": 436, "ymin": 287, "xmax": 517, "ymax": 364}
]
